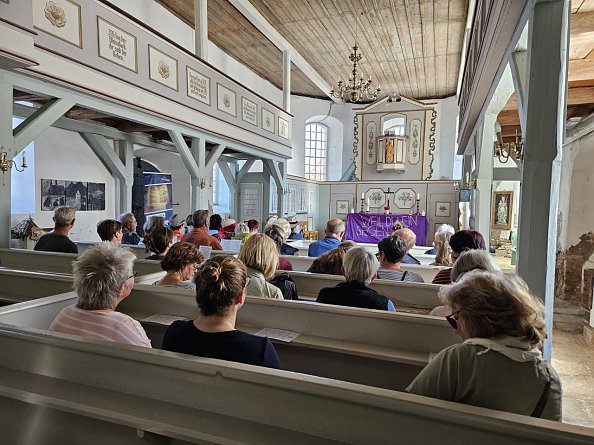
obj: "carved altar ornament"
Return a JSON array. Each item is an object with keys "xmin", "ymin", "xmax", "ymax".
[
  {"xmin": 366, "ymin": 122, "xmax": 377, "ymax": 165},
  {"xmin": 223, "ymin": 94, "xmax": 231, "ymax": 108},
  {"xmin": 45, "ymin": 1, "xmax": 67, "ymax": 28},
  {"xmin": 158, "ymin": 61, "xmax": 170, "ymax": 79},
  {"xmin": 376, "ymin": 135, "xmax": 407, "ymax": 173}
]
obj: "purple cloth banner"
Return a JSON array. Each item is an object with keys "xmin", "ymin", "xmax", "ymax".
[{"xmin": 344, "ymin": 213, "xmax": 429, "ymax": 245}]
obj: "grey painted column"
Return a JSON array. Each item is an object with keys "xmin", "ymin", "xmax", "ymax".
[
  {"xmin": 475, "ymin": 115, "xmax": 496, "ymax": 238},
  {"xmin": 116, "ymin": 140, "xmax": 134, "ymax": 215},
  {"xmin": 190, "ymin": 138, "xmax": 205, "ymax": 210},
  {"xmin": 283, "ymin": 50, "xmax": 291, "ymax": 113},
  {"xmin": 517, "ymin": 0, "xmax": 569, "ymax": 359},
  {"xmin": 0, "ymin": 79, "xmax": 12, "ymax": 248},
  {"xmin": 194, "ymin": 0, "xmax": 208, "ymax": 61}
]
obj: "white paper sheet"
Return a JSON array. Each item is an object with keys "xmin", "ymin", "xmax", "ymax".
[
  {"xmin": 198, "ymin": 245, "xmax": 212, "ymax": 260},
  {"xmin": 253, "ymin": 328, "xmax": 300, "ymax": 342},
  {"xmin": 142, "ymin": 314, "xmax": 188, "ymax": 325}
]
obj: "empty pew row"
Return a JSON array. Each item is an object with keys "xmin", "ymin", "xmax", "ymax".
[
  {"xmin": 0, "ymin": 284, "xmax": 457, "ymax": 391},
  {"xmin": 282, "ymin": 254, "xmax": 447, "ymax": 282},
  {"xmin": 0, "ymin": 269, "xmax": 74, "ymax": 306},
  {"xmin": 0, "ymin": 320, "xmax": 590, "ymax": 444}
]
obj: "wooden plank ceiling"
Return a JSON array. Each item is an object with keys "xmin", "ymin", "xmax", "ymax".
[
  {"xmin": 156, "ymin": 0, "xmax": 469, "ymax": 100},
  {"xmin": 498, "ymin": 0, "xmax": 594, "ymax": 142}
]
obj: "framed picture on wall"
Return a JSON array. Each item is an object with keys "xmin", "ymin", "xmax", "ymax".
[
  {"xmin": 492, "ymin": 191, "xmax": 513, "ymax": 230},
  {"xmin": 336, "ymin": 200, "xmax": 350, "ymax": 215},
  {"xmin": 435, "ymin": 201, "xmax": 451, "ymax": 218}
]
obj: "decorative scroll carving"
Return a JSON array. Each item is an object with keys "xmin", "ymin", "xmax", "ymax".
[
  {"xmin": 366, "ymin": 122, "xmax": 376, "ymax": 165},
  {"xmin": 45, "ymin": 1, "xmax": 67, "ymax": 28},
  {"xmin": 424, "ymin": 109, "xmax": 437, "ymax": 180},
  {"xmin": 409, "ymin": 119, "xmax": 422, "ymax": 165},
  {"xmin": 349, "ymin": 115, "xmax": 360, "ymax": 181}
]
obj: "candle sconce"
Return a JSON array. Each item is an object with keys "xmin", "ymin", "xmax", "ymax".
[{"xmin": 0, "ymin": 147, "xmax": 27, "ymax": 173}]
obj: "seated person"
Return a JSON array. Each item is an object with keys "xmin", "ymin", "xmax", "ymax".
[
  {"xmin": 317, "ymin": 247, "xmax": 396, "ymax": 312},
  {"xmin": 407, "ymin": 271, "xmax": 562, "ymax": 420},
  {"xmin": 232, "ymin": 222, "xmax": 251, "ymax": 244},
  {"xmin": 97, "ymin": 219, "xmax": 123, "ymax": 245},
  {"xmin": 432, "ymin": 230, "xmax": 486, "ymax": 285},
  {"xmin": 393, "ymin": 228, "xmax": 420, "ymax": 264},
  {"xmin": 308, "ymin": 241, "xmax": 355, "ymax": 275},
  {"xmin": 119, "ymin": 212, "xmax": 141, "ymax": 245},
  {"xmin": 145, "ymin": 227, "xmax": 174, "ymax": 260},
  {"xmin": 143, "ymin": 215, "xmax": 166, "ymax": 250},
  {"xmin": 376, "ymin": 235, "xmax": 424, "ymax": 283},
  {"xmin": 153, "ymin": 242, "xmax": 203, "ymax": 290},
  {"xmin": 431, "ymin": 230, "xmax": 453, "ymax": 266},
  {"xmin": 162, "ymin": 256, "xmax": 281, "ymax": 368},
  {"xmin": 34, "ymin": 206, "xmax": 78, "ymax": 254},
  {"xmin": 264, "ymin": 225, "xmax": 293, "ymax": 271},
  {"xmin": 182, "ymin": 210, "xmax": 223, "ymax": 250},
  {"xmin": 208, "ymin": 214, "xmax": 223, "ymax": 238},
  {"xmin": 425, "ymin": 224, "xmax": 455, "ymax": 255},
  {"xmin": 49, "ymin": 242, "xmax": 151, "ymax": 347},
  {"xmin": 272, "ymin": 218, "xmax": 298, "ymax": 255},
  {"xmin": 247, "ymin": 219, "xmax": 259, "ymax": 235},
  {"xmin": 288, "ymin": 217, "xmax": 305, "ymax": 240},
  {"xmin": 168, "ymin": 214, "xmax": 185, "ymax": 242},
  {"xmin": 308, "ymin": 218, "xmax": 346, "ymax": 257},
  {"xmin": 238, "ymin": 234, "xmax": 283, "ymax": 299},
  {"xmin": 430, "ymin": 250, "xmax": 501, "ymax": 317},
  {"xmin": 221, "ymin": 218, "xmax": 237, "ymax": 239}
]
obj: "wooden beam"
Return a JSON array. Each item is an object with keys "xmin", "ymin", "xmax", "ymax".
[
  {"xmin": 205, "ymin": 144, "xmax": 226, "ymax": 171},
  {"xmin": 80, "ymin": 133, "xmax": 126, "ymax": 181}
]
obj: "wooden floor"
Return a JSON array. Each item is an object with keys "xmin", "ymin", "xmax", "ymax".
[{"xmin": 552, "ymin": 329, "xmax": 594, "ymax": 427}]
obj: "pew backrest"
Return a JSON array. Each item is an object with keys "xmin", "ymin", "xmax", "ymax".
[
  {"xmin": 0, "ymin": 322, "xmax": 590, "ymax": 444},
  {"xmin": 0, "ymin": 269, "xmax": 74, "ymax": 305}
]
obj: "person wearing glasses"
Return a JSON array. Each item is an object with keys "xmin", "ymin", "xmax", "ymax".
[
  {"xmin": 153, "ymin": 242, "xmax": 203, "ymax": 290},
  {"xmin": 406, "ymin": 271, "xmax": 562, "ymax": 420},
  {"xmin": 49, "ymin": 242, "xmax": 151, "ymax": 347},
  {"xmin": 162, "ymin": 256, "xmax": 281, "ymax": 368}
]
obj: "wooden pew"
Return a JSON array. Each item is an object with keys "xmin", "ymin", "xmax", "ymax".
[
  {"xmin": 0, "ymin": 248, "xmax": 163, "ymax": 276},
  {"xmin": 0, "ymin": 287, "xmax": 457, "ymax": 391},
  {"xmin": 0, "ymin": 269, "xmax": 74, "ymax": 306},
  {"xmin": 0, "ymin": 321, "xmax": 590, "ymax": 444},
  {"xmin": 282, "ymin": 254, "xmax": 447, "ymax": 282}
]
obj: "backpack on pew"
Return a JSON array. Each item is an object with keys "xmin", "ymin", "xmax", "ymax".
[{"xmin": 269, "ymin": 273, "xmax": 299, "ymax": 300}]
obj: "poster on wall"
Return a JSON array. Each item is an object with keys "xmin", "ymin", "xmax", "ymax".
[
  {"xmin": 144, "ymin": 172, "xmax": 173, "ymax": 221},
  {"xmin": 65, "ymin": 181, "xmax": 87, "ymax": 210},
  {"xmin": 87, "ymin": 182, "xmax": 106, "ymax": 211},
  {"xmin": 41, "ymin": 179, "xmax": 65, "ymax": 210}
]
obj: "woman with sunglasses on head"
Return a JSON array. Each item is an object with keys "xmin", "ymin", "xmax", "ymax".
[
  {"xmin": 162, "ymin": 256, "xmax": 281, "ymax": 368},
  {"xmin": 49, "ymin": 242, "xmax": 151, "ymax": 347},
  {"xmin": 153, "ymin": 242, "xmax": 203, "ymax": 290},
  {"xmin": 407, "ymin": 270, "xmax": 562, "ymax": 420}
]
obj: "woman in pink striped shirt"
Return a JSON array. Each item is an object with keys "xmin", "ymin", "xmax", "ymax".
[{"xmin": 49, "ymin": 242, "xmax": 151, "ymax": 348}]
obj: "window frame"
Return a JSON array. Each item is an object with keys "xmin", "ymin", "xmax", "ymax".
[{"xmin": 304, "ymin": 122, "xmax": 328, "ymax": 181}]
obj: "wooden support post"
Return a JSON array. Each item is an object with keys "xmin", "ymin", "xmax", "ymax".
[
  {"xmin": 517, "ymin": 0, "xmax": 569, "ymax": 359},
  {"xmin": 116, "ymin": 140, "xmax": 134, "ymax": 215},
  {"xmin": 283, "ymin": 50, "xmax": 291, "ymax": 113},
  {"xmin": 194, "ymin": 0, "xmax": 208, "ymax": 61},
  {"xmin": 0, "ymin": 79, "xmax": 13, "ymax": 248}
]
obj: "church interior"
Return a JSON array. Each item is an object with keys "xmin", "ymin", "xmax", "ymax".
[{"xmin": 0, "ymin": 0, "xmax": 594, "ymax": 442}]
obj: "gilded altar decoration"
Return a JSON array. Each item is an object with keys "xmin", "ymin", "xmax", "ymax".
[
  {"xmin": 376, "ymin": 135, "xmax": 406, "ymax": 173},
  {"xmin": 158, "ymin": 61, "xmax": 170, "ymax": 79},
  {"xmin": 45, "ymin": 1, "xmax": 67, "ymax": 28}
]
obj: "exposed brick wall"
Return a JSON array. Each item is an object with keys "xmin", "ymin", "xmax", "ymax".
[{"xmin": 558, "ymin": 232, "xmax": 594, "ymax": 305}]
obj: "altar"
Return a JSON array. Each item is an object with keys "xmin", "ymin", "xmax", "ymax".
[{"xmin": 344, "ymin": 213, "xmax": 429, "ymax": 245}]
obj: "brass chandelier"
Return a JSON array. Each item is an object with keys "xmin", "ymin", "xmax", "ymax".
[{"xmin": 329, "ymin": 43, "xmax": 381, "ymax": 103}]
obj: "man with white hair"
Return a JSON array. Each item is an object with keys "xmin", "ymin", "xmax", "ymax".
[
  {"xmin": 394, "ymin": 227, "xmax": 420, "ymax": 265},
  {"xmin": 34, "ymin": 206, "xmax": 78, "ymax": 253},
  {"xmin": 308, "ymin": 218, "xmax": 345, "ymax": 257}
]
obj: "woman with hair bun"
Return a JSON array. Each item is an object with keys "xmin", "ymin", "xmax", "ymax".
[{"xmin": 162, "ymin": 256, "xmax": 281, "ymax": 368}]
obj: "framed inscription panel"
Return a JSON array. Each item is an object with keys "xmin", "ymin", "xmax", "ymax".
[
  {"xmin": 278, "ymin": 117, "xmax": 289, "ymax": 139},
  {"xmin": 262, "ymin": 108, "xmax": 275, "ymax": 134},
  {"xmin": 33, "ymin": 0, "xmax": 82, "ymax": 48},
  {"xmin": 217, "ymin": 83, "xmax": 236, "ymax": 117},
  {"xmin": 97, "ymin": 16, "xmax": 138, "ymax": 72},
  {"xmin": 148, "ymin": 45, "xmax": 178, "ymax": 91},
  {"xmin": 241, "ymin": 97, "xmax": 257, "ymax": 126},
  {"xmin": 186, "ymin": 67, "xmax": 210, "ymax": 105}
]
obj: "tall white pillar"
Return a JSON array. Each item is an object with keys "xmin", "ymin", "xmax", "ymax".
[
  {"xmin": 475, "ymin": 114, "xmax": 496, "ymax": 239},
  {"xmin": 194, "ymin": 0, "xmax": 208, "ymax": 61},
  {"xmin": 517, "ymin": 0, "xmax": 569, "ymax": 359},
  {"xmin": 0, "ymin": 79, "xmax": 13, "ymax": 248},
  {"xmin": 116, "ymin": 140, "xmax": 134, "ymax": 216}
]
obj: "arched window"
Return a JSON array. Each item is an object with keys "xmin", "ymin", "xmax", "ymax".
[{"xmin": 305, "ymin": 123, "xmax": 328, "ymax": 181}]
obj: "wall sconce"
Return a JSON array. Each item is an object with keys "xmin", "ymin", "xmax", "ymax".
[
  {"xmin": 494, "ymin": 123, "xmax": 523, "ymax": 163},
  {"xmin": 199, "ymin": 177, "xmax": 212, "ymax": 189},
  {"xmin": 0, "ymin": 147, "xmax": 27, "ymax": 173},
  {"xmin": 453, "ymin": 183, "xmax": 460, "ymax": 192}
]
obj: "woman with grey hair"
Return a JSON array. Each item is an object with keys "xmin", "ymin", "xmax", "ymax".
[
  {"xmin": 49, "ymin": 242, "xmax": 151, "ymax": 347},
  {"xmin": 316, "ymin": 247, "xmax": 396, "ymax": 312},
  {"xmin": 430, "ymin": 249, "xmax": 501, "ymax": 317}
]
